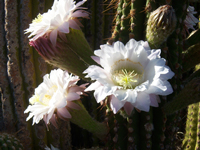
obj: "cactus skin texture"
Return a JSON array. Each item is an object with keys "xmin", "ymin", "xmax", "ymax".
[
  {"xmin": 0, "ymin": 133, "xmax": 24, "ymax": 150},
  {"xmin": 1, "ymin": 0, "xmax": 200, "ymax": 150}
]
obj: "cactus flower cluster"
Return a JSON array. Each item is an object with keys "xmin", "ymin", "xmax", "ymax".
[{"xmin": 7, "ymin": 0, "xmax": 199, "ymax": 149}]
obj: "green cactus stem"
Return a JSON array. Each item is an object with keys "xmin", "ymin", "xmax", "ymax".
[
  {"xmin": 182, "ymin": 103, "xmax": 199, "ymax": 150},
  {"xmin": 163, "ymin": 77, "xmax": 200, "ymax": 115},
  {"xmin": 69, "ymin": 101, "xmax": 108, "ymax": 140},
  {"xmin": 182, "ymin": 43, "xmax": 200, "ymax": 73}
]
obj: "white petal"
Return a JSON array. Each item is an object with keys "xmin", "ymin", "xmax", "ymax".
[
  {"xmin": 125, "ymin": 39, "xmax": 137, "ymax": 51},
  {"xmin": 113, "ymin": 89, "xmax": 128, "ymax": 101},
  {"xmin": 134, "ymin": 92, "xmax": 150, "ymax": 112},
  {"xmin": 126, "ymin": 89, "xmax": 137, "ymax": 103},
  {"xmin": 110, "ymin": 95, "xmax": 125, "ymax": 114},
  {"xmin": 83, "ymin": 65, "xmax": 113, "ymax": 85},
  {"xmin": 147, "ymin": 78, "xmax": 173, "ymax": 95},
  {"xmin": 58, "ymin": 22, "xmax": 69, "ymax": 33},
  {"xmin": 147, "ymin": 49, "xmax": 161, "ymax": 60},
  {"xmin": 113, "ymin": 41, "xmax": 125, "ymax": 54},
  {"xmin": 85, "ymin": 81, "xmax": 101, "ymax": 92},
  {"xmin": 94, "ymin": 86, "xmax": 115, "ymax": 103},
  {"xmin": 134, "ymin": 80, "xmax": 149, "ymax": 92}
]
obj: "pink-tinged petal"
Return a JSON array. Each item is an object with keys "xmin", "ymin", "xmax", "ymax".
[
  {"xmin": 49, "ymin": 114, "xmax": 58, "ymax": 128},
  {"xmin": 134, "ymin": 92, "xmax": 150, "ymax": 112},
  {"xmin": 68, "ymin": 86, "xmax": 84, "ymax": 93},
  {"xmin": 110, "ymin": 95, "xmax": 125, "ymax": 114},
  {"xmin": 46, "ymin": 108, "xmax": 55, "ymax": 124},
  {"xmin": 68, "ymin": 19, "xmax": 81, "ymax": 30},
  {"xmin": 58, "ymin": 22, "xmax": 69, "ymax": 33},
  {"xmin": 57, "ymin": 107, "xmax": 72, "ymax": 119},
  {"xmin": 124, "ymin": 102, "xmax": 134, "ymax": 116},
  {"xmin": 80, "ymin": 83, "xmax": 89, "ymax": 88},
  {"xmin": 91, "ymin": 56, "xmax": 100, "ymax": 64},
  {"xmin": 49, "ymin": 29, "xmax": 58, "ymax": 46},
  {"xmin": 149, "ymin": 94, "xmax": 160, "ymax": 107},
  {"xmin": 66, "ymin": 92, "xmax": 80, "ymax": 101},
  {"xmin": 67, "ymin": 101, "xmax": 81, "ymax": 110},
  {"xmin": 71, "ymin": 10, "xmax": 89, "ymax": 18}
]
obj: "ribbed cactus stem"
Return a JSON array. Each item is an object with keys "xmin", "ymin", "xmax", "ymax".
[
  {"xmin": 195, "ymin": 103, "xmax": 200, "ymax": 149},
  {"xmin": 127, "ymin": 112, "xmax": 139, "ymax": 149},
  {"xmin": 139, "ymin": 110, "xmax": 153, "ymax": 150},
  {"xmin": 119, "ymin": 0, "xmax": 130, "ymax": 44},
  {"xmin": 182, "ymin": 103, "xmax": 199, "ymax": 150},
  {"xmin": 69, "ymin": 101, "xmax": 108, "ymax": 140}
]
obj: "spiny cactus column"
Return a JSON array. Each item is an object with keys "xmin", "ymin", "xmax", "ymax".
[
  {"xmin": 0, "ymin": 0, "xmax": 71, "ymax": 149},
  {"xmin": 103, "ymin": 0, "xmax": 198, "ymax": 149}
]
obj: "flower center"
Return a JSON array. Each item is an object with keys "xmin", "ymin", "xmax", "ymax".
[
  {"xmin": 32, "ymin": 14, "xmax": 43, "ymax": 24},
  {"xmin": 112, "ymin": 69, "xmax": 142, "ymax": 89},
  {"xmin": 30, "ymin": 85, "xmax": 58, "ymax": 106},
  {"xmin": 111, "ymin": 59, "xmax": 145, "ymax": 89}
]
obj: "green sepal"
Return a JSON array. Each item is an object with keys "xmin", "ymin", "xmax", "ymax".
[{"xmin": 163, "ymin": 77, "xmax": 200, "ymax": 115}]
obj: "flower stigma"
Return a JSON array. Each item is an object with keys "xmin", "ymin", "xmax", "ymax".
[
  {"xmin": 32, "ymin": 14, "xmax": 43, "ymax": 24},
  {"xmin": 112, "ymin": 69, "xmax": 139, "ymax": 89}
]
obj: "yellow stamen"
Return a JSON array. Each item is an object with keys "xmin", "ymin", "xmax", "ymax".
[
  {"xmin": 32, "ymin": 14, "xmax": 43, "ymax": 24},
  {"xmin": 112, "ymin": 69, "xmax": 139, "ymax": 89}
]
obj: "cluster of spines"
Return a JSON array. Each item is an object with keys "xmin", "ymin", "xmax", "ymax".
[{"xmin": 0, "ymin": 133, "xmax": 24, "ymax": 150}]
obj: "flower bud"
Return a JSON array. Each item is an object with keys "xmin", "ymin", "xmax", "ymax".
[
  {"xmin": 146, "ymin": 5, "xmax": 177, "ymax": 49},
  {"xmin": 30, "ymin": 29, "xmax": 97, "ymax": 79}
]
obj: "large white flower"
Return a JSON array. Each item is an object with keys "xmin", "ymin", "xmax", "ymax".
[
  {"xmin": 25, "ymin": 0, "xmax": 88, "ymax": 46},
  {"xmin": 24, "ymin": 69, "xmax": 87, "ymax": 127},
  {"xmin": 84, "ymin": 39, "xmax": 174, "ymax": 115},
  {"xmin": 184, "ymin": 6, "xmax": 199, "ymax": 30}
]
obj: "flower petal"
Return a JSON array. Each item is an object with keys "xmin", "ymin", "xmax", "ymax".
[
  {"xmin": 134, "ymin": 92, "xmax": 150, "ymax": 112},
  {"xmin": 124, "ymin": 102, "xmax": 134, "ymax": 116},
  {"xmin": 110, "ymin": 95, "xmax": 125, "ymax": 114}
]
